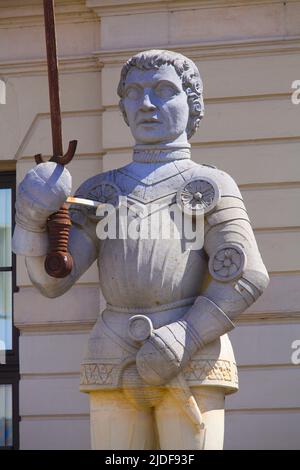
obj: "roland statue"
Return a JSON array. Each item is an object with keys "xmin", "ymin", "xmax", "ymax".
[{"xmin": 13, "ymin": 50, "xmax": 269, "ymax": 450}]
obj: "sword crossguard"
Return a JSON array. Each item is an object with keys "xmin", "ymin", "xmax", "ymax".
[
  {"xmin": 34, "ymin": 140, "xmax": 77, "ymax": 278},
  {"xmin": 34, "ymin": 139, "xmax": 77, "ymax": 165}
]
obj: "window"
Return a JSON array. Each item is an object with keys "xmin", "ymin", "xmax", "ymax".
[
  {"xmin": 0, "ymin": 171, "xmax": 19, "ymax": 450},
  {"xmin": 0, "ymin": 384, "xmax": 12, "ymax": 446}
]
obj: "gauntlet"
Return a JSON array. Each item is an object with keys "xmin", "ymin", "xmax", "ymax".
[
  {"xmin": 136, "ymin": 296, "xmax": 234, "ymax": 386},
  {"xmin": 12, "ymin": 162, "xmax": 71, "ymax": 256}
]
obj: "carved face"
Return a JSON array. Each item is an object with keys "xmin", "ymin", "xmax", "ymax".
[{"xmin": 122, "ymin": 64, "xmax": 190, "ymax": 146}]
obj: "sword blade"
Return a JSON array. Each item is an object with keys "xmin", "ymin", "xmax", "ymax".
[
  {"xmin": 66, "ymin": 196, "xmax": 107, "ymax": 208},
  {"xmin": 43, "ymin": 0, "xmax": 63, "ymax": 158}
]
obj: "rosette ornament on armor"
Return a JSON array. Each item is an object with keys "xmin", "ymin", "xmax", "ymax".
[
  {"xmin": 177, "ymin": 177, "xmax": 220, "ymax": 215},
  {"xmin": 209, "ymin": 244, "xmax": 247, "ymax": 283}
]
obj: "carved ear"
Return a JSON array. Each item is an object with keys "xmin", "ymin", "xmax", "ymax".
[{"xmin": 119, "ymin": 100, "xmax": 129, "ymax": 127}]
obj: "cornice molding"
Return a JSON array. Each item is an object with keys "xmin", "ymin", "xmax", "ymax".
[
  {"xmin": 0, "ymin": 0, "xmax": 99, "ymax": 28},
  {"xmin": 1, "ymin": 37, "xmax": 298, "ymax": 77},
  {"xmin": 18, "ymin": 152, "xmax": 105, "ymax": 162},
  {"xmin": 6, "ymin": 37, "xmax": 299, "ymax": 77},
  {"xmin": 15, "ymin": 310, "xmax": 300, "ymax": 333},
  {"xmin": 93, "ymin": 36, "xmax": 300, "ymax": 66},
  {"xmin": 0, "ymin": 55, "xmax": 102, "ymax": 77},
  {"xmin": 103, "ymin": 93, "xmax": 292, "ymax": 114},
  {"xmin": 86, "ymin": 0, "xmax": 300, "ymax": 16},
  {"xmin": 103, "ymin": 136, "xmax": 300, "ymax": 155},
  {"xmin": 237, "ymin": 311, "xmax": 300, "ymax": 324},
  {"xmin": 15, "ymin": 319, "xmax": 96, "ymax": 333}
]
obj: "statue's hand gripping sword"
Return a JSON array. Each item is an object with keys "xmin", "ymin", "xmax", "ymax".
[{"xmin": 35, "ymin": 0, "xmax": 77, "ymax": 278}]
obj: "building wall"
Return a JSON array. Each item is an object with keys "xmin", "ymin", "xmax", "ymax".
[{"xmin": 0, "ymin": 0, "xmax": 299, "ymax": 449}]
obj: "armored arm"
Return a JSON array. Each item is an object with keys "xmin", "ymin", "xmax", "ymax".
[
  {"xmin": 12, "ymin": 165, "xmax": 99, "ymax": 298},
  {"xmin": 136, "ymin": 170, "xmax": 269, "ymax": 385},
  {"xmin": 182, "ymin": 170, "xmax": 269, "ymax": 339}
]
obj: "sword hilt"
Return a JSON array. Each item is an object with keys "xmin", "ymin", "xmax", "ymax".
[
  {"xmin": 44, "ymin": 202, "xmax": 73, "ymax": 278},
  {"xmin": 34, "ymin": 140, "xmax": 77, "ymax": 278},
  {"xmin": 34, "ymin": 140, "xmax": 77, "ymax": 166}
]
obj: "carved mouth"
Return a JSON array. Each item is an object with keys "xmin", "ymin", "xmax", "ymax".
[{"xmin": 138, "ymin": 118, "xmax": 161, "ymax": 125}]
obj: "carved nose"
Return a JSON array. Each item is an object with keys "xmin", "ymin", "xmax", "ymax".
[{"xmin": 140, "ymin": 93, "xmax": 156, "ymax": 111}]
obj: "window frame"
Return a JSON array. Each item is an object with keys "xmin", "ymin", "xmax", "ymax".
[{"xmin": 0, "ymin": 171, "xmax": 19, "ymax": 450}]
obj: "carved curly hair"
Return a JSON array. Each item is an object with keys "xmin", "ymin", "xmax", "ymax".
[{"xmin": 117, "ymin": 49, "xmax": 204, "ymax": 140}]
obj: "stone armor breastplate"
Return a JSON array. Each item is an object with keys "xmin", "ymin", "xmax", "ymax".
[{"xmin": 75, "ymin": 157, "xmax": 239, "ymax": 395}]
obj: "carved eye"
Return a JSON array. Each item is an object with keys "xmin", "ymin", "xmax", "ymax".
[
  {"xmin": 155, "ymin": 83, "xmax": 178, "ymax": 99},
  {"xmin": 125, "ymin": 86, "xmax": 141, "ymax": 100}
]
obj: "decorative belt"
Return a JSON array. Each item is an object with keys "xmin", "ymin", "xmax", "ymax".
[{"xmin": 105, "ymin": 296, "xmax": 197, "ymax": 315}]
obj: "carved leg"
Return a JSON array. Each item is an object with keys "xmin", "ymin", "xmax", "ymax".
[
  {"xmin": 154, "ymin": 386, "xmax": 225, "ymax": 450},
  {"xmin": 89, "ymin": 390, "xmax": 157, "ymax": 450}
]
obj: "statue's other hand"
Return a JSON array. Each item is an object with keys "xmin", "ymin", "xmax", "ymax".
[
  {"xmin": 15, "ymin": 162, "xmax": 72, "ymax": 232},
  {"xmin": 136, "ymin": 323, "xmax": 187, "ymax": 386}
]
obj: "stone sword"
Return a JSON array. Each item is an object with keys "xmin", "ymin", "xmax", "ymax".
[
  {"xmin": 128, "ymin": 314, "xmax": 206, "ymax": 448},
  {"xmin": 65, "ymin": 196, "xmax": 108, "ymax": 209}
]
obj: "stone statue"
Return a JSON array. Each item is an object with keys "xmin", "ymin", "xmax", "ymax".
[{"xmin": 12, "ymin": 50, "xmax": 269, "ymax": 450}]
